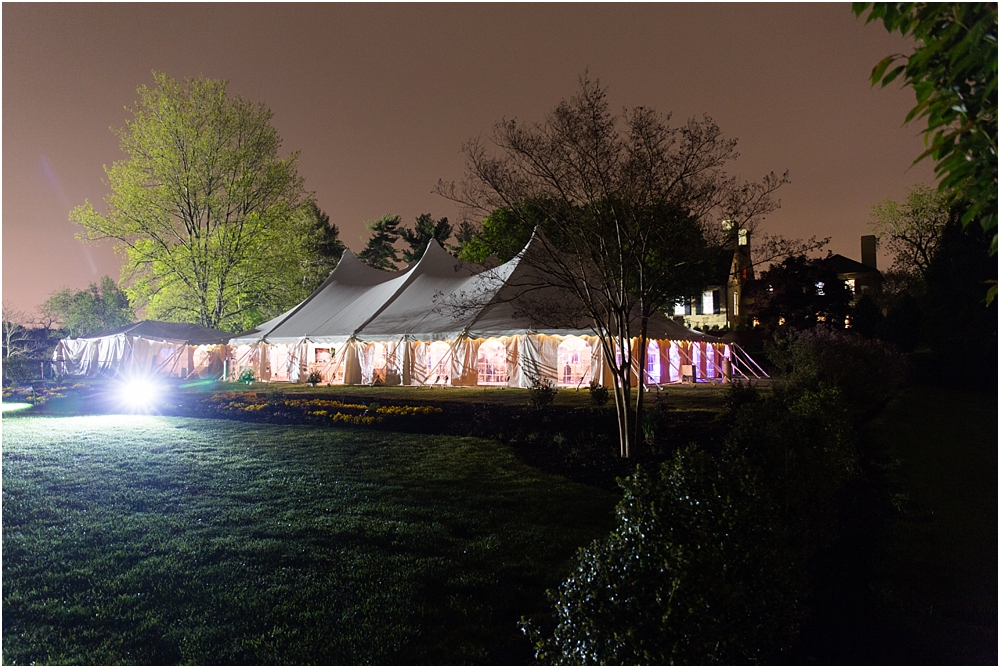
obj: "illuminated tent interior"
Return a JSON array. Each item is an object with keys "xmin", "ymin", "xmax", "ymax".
[
  {"xmin": 52, "ymin": 320, "xmax": 230, "ymax": 379},
  {"xmin": 228, "ymin": 236, "xmax": 762, "ymax": 388}
]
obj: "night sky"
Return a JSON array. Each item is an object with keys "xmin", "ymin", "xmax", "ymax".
[{"xmin": 2, "ymin": 3, "xmax": 934, "ymax": 316}]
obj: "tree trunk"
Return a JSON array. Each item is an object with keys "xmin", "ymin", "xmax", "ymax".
[
  {"xmin": 632, "ymin": 314, "xmax": 650, "ymax": 452},
  {"xmin": 610, "ymin": 333, "xmax": 634, "ymax": 459}
]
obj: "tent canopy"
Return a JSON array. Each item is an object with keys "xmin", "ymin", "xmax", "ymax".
[
  {"xmin": 53, "ymin": 320, "xmax": 230, "ymax": 378},
  {"xmin": 74, "ymin": 320, "xmax": 231, "ymax": 345},
  {"xmin": 233, "ymin": 235, "xmax": 715, "ymax": 345}
]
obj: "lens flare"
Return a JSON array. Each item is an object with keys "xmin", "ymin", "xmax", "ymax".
[{"xmin": 116, "ymin": 376, "xmax": 163, "ymax": 412}]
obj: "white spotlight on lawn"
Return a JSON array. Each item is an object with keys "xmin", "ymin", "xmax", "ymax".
[{"xmin": 116, "ymin": 376, "xmax": 162, "ymax": 412}]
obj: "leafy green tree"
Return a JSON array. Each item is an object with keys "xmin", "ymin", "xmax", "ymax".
[
  {"xmin": 226, "ymin": 200, "xmax": 345, "ymax": 331},
  {"xmin": 70, "ymin": 72, "xmax": 307, "ymax": 330},
  {"xmin": 399, "ymin": 213, "xmax": 453, "ymax": 264},
  {"xmin": 446, "ymin": 219, "xmax": 478, "ymax": 257},
  {"xmin": 439, "ymin": 74, "xmax": 785, "ymax": 458},
  {"xmin": 456, "ymin": 207, "xmax": 538, "ymax": 264},
  {"xmin": 869, "ymin": 184, "xmax": 950, "ymax": 281},
  {"xmin": 356, "ymin": 214, "xmax": 403, "ymax": 270},
  {"xmin": 854, "ymin": 3, "xmax": 997, "ymax": 260},
  {"xmin": 41, "ymin": 276, "xmax": 134, "ymax": 337}
]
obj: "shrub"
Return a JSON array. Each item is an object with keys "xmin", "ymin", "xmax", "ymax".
[
  {"xmin": 2, "ymin": 356, "xmax": 35, "ymax": 386},
  {"xmin": 523, "ymin": 446, "xmax": 804, "ymax": 665},
  {"xmin": 640, "ymin": 390, "xmax": 669, "ymax": 445},
  {"xmin": 725, "ymin": 385, "xmax": 856, "ymax": 556},
  {"xmin": 527, "ymin": 378, "xmax": 557, "ymax": 410},
  {"xmin": 724, "ymin": 379, "xmax": 760, "ymax": 416},
  {"xmin": 526, "ymin": 382, "xmax": 860, "ymax": 665},
  {"xmin": 767, "ymin": 326, "xmax": 908, "ymax": 412},
  {"xmin": 587, "ymin": 380, "xmax": 610, "ymax": 407}
]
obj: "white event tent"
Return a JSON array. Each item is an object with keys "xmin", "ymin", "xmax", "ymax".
[
  {"xmin": 52, "ymin": 320, "xmax": 230, "ymax": 379},
  {"xmin": 228, "ymin": 235, "xmax": 750, "ymax": 388}
]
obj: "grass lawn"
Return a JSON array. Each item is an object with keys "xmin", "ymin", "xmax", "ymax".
[
  {"xmin": 864, "ymin": 385, "xmax": 998, "ymax": 664},
  {"xmin": 803, "ymin": 384, "xmax": 998, "ymax": 664},
  {"xmin": 1, "ymin": 414, "xmax": 616, "ymax": 665}
]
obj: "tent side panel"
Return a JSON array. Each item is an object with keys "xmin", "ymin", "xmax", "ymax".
[
  {"xmin": 410, "ymin": 341, "xmax": 428, "ymax": 386},
  {"xmin": 451, "ymin": 337, "xmax": 480, "ymax": 387},
  {"xmin": 343, "ymin": 340, "xmax": 363, "ymax": 385},
  {"xmin": 505, "ymin": 336, "xmax": 522, "ymax": 388}
]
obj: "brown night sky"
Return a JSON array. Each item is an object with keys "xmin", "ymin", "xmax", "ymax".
[{"xmin": 2, "ymin": 3, "xmax": 934, "ymax": 316}]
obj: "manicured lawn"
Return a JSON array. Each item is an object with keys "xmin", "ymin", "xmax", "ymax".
[{"xmin": 1, "ymin": 415, "xmax": 616, "ymax": 665}]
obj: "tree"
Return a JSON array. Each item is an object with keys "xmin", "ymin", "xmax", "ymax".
[
  {"xmin": 456, "ymin": 206, "xmax": 539, "ymax": 264},
  {"xmin": 854, "ymin": 3, "xmax": 997, "ymax": 261},
  {"xmin": 447, "ymin": 218, "xmax": 478, "ymax": 257},
  {"xmin": 70, "ymin": 72, "xmax": 307, "ymax": 331},
  {"xmin": 358, "ymin": 213, "xmax": 457, "ymax": 269},
  {"xmin": 869, "ymin": 185, "xmax": 951, "ymax": 282},
  {"xmin": 41, "ymin": 276, "xmax": 134, "ymax": 337},
  {"xmin": 247, "ymin": 200, "xmax": 346, "ymax": 326},
  {"xmin": 438, "ymin": 75, "xmax": 785, "ymax": 458},
  {"xmin": 921, "ymin": 210, "xmax": 998, "ymax": 384},
  {"xmin": 746, "ymin": 255, "xmax": 854, "ymax": 333},
  {"xmin": 2, "ymin": 302, "xmax": 36, "ymax": 359},
  {"xmin": 357, "ymin": 214, "xmax": 403, "ymax": 270},
  {"xmin": 399, "ymin": 213, "xmax": 453, "ymax": 264}
]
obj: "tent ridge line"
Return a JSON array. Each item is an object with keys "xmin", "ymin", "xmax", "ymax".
[
  {"xmin": 255, "ymin": 251, "xmax": 359, "ymax": 341},
  {"xmin": 351, "ymin": 240, "xmax": 449, "ymax": 338}
]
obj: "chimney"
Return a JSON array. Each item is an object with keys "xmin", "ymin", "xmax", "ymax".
[{"xmin": 861, "ymin": 235, "xmax": 877, "ymax": 270}]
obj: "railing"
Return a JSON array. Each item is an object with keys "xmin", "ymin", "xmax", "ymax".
[{"xmin": 729, "ymin": 342, "xmax": 769, "ymax": 380}]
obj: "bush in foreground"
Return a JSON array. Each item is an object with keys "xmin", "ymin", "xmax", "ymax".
[
  {"xmin": 526, "ymin": 382, "xmax": 859, "ymax": 664},
  {"xmin": 523, "ymin": 446, "xmax": 804, "ymax": 665}
]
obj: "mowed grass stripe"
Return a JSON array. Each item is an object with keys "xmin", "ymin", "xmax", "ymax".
[{"xmin": 2, "ymin": 416, "xmax": 615, "ymax": 665}]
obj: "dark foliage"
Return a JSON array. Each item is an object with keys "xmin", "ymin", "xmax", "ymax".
[
  {"xmin": 767, "ymin": 327, "xmax": 908, "ymax": 413},
  {"xmin": 723, "ymin": 378, "xmax": 760, "ymax": 416},
  {"xmin": 2, "ymin": 356, "xmax": 36, "ymax": 385},
  {"xmin": 922, "ymin": 215, "xmax": 998, "ymax": 351},
  {"xmin": 587, "ymin": 380, "xmax": 610, "ymax": 408},
  {"xmin": 299, "ymin": 200, "xmax": 346, "ymax": 287},
  {"xmin": 399, "ymin": 213, "xmax": 453, "ymax": 264},
  {"xmin": 523, "ymin": 446, "xmax": 805, "ymax": 665},
  {"xmin": 527, "ymin": 379, "xmax": 558, "ymax": 411},
  {"xmin": 639, "ymin": 389, "xmax": 670, "ymax": 446},
  {"xmin": 725, "ymin": 386, "xmax": 857, "ymax": 555},
  {"xmin": 525, "ymin": 377, "xmax": 863, "ymax": 664},
  {"xmin": 357, "ymin": 215, "xmax": 403, "ymax": 270},
  {"xmin": 748, "ymin": 255, "xmax": 853, "ymax": 333}
]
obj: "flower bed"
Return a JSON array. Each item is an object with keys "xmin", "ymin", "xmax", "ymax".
[
  {"xmin": 201, "ymin": 392, "xmax": 443, "ymax": 427},
  {"xmin": 2, "ymin": 383, "xmax": 84, "ymax": 406}
]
